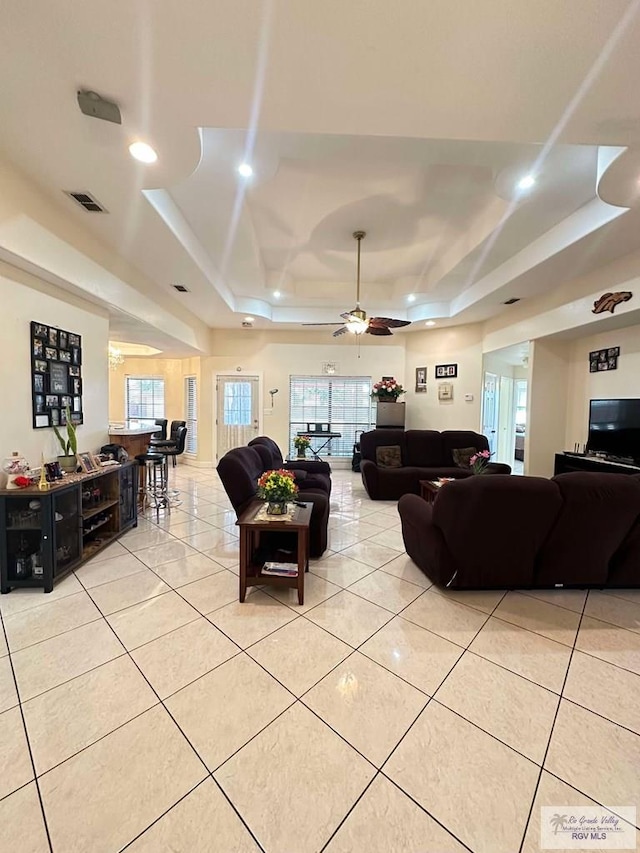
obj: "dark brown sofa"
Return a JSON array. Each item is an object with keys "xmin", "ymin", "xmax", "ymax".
[
  {"xmin": 216, "ymin": 445, "xmax": 330, "ymax": 558},
  {"xmin": 248, "ymin": 436, "xmax": 331, "ymax": 494},
  {"xmin": 360, "ymin": 429, "xmax": 511, "ymax": 500},
  {"xmin": 398, "ymin": 472, "xmax": 640, "ymax": 589}
]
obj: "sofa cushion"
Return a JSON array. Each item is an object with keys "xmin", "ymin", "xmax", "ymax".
[
  {"xmin": 376, "ymin": 445, "xmax": 403, "ymax": 468},
  {"xmin": 441, "ymin": 431, "xmax": 489, "ymax": 466},
  {"xmin": 360, "ymin": 429, "xmax": 407, "ymax": 463},
  {"xmin": 404, "ymin": 430, "xmax": 445, "ymax": 467},
  {"xmin": 451, "ymin": 446, "xmax": 478, "ymax": 469}
]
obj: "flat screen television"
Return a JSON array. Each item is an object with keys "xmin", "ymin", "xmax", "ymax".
[{"xmin": 587, "ymin": 398, "xmax": 640, "ymax": 463}]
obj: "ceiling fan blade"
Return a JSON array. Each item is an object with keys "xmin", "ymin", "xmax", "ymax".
[
  {"xmin": 340, "ymin": 311, "xmax": 358, "ymax": 320},
  {"xmin": 368, "ymin": 317, "xmax": 411, "ymax": 329},
  {"xmin": 366, "ymin": 325, "xmax": 393, "ymax": 336},
  {"xmin": 332, "ymin": 326, "xmax": 348, "ymax": 337}
]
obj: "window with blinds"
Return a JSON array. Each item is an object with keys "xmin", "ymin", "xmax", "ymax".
[
  {"xmin": 185, "ymin": 376, "xmax": 198, "ymax": 454},
  {"xmin": 125, "ymin": 377, "xmax": 165, "ymax": 428},
  {"xmin": 289, "ymin": 376, "xmax": 374, "ymax": 457}
]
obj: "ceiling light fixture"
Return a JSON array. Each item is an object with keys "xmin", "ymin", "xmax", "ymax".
[
  {"xmin": 407, "ymin": 294, "xmax": 416, "ymax": 303},
  {"xmin": 517, "ymin": 174, "xmax": 535, "ymax": 190},
  {"xmin": 273, "ymin": 290, "xmax": 281, "ymax": 299},
  {"xmin": 128, "ymin": 142, "xmax": 158, "ymax": 164},
  {"xmin": 238, "ymin": 163, "xmax": 253, "ymax": 177},
  {"xmin": 244, "ymin": 316, "xmax": 254, "ymax": 323},
  {"xmin": 425, "ymin": 320, "xmax": 436, "ymax": 327}
]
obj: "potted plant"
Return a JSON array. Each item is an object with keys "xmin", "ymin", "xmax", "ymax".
[
  {"xmin": 293, "ymin": 434, "xmax": 311, "ymax": 459},
  {"xmin": 469, "ymin": 449, "xmax": 493, "ymax": 474},
  {"xmin": 372, "ymin": 377, "xmax": 406, "ymax": 428},
  {"xmin": 371, "ymin": 377, "xmax": 406, "ymax": 401},
  {"xmin": 257, "ymin": 468, "xmax": 298, "ymax": 514},
  {"xmin": 53, "ymin": 407, "xmax": 79, "ymax": 473}
]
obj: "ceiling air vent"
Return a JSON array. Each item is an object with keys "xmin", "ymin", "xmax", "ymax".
[
  {"xmin": 241, "ymin": 320, "xmax": 254, "ymax": 328},
  {"xmin": 503, "ymin": 297, "xmax": 521, "ymax": 305},
  {"xmin": 172, "ymin": 284, "xmax": 190, "ymax": 293},
  {"xmin": 65, "ymin": 191, "xmax": 107, "ymax": 213}
]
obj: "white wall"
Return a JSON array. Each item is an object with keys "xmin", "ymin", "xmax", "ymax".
[
  {"xmin": 565, "ymin": 323, "xmax": 640, "ymax": 449},
  {"xmin": 526, "ymin": 338, "xmax": 570, "ymax": 477},
  {"xmin": 404, "ymin": 325, "xmax": 484, "ymax": 432},
  {"xmin": 0, "ymin": 266, "xmax": 109, "ymax": 466}
]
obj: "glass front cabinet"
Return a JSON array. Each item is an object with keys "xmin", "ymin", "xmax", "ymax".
[{"xmin": 0, "ymin": 461, "xmax": 137, "ymax": 594}]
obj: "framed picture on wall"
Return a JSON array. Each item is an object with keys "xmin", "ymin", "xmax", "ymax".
[
  {"xmin": 589, "ymin": 347, "xmax": 619, "ymax": 373},
  {"xmin": 31, "ymin": 322, "xmax": 83, "ymax": 428},
  {"xmin": 435, "ymin": 363, "xmax": 458, "ymax": 379},
  {"xmin": 415, "ymin": 366, "xmax": 427, "ymax": 392}
]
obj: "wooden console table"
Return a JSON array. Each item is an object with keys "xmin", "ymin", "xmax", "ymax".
[{"xmin": 236, "ymin": 500, "xmax": 312, "ymax": 605}]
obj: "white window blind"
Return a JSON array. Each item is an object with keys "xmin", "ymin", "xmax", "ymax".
[
  {"xmin": 125, "ymin": 377, "xmax": 165, "ymax": 428},
  {"xmin": 185, "ymin": 376, "xmax": 198, "ymax": 454},
  {"xmin": 289, "ymin": 376, "xmax": 374, "ymax": 457}
]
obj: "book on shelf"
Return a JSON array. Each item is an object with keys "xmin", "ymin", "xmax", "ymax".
[{"xmin": 262, "ymin": 561, "xmax": 298, "ymax": 577}]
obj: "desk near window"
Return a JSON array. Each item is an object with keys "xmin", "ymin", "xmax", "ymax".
[{"xmin": 296, "ymin": 430, "xmax": 342, "ymax": 458}]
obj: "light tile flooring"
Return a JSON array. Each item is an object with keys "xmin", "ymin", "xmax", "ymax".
[{"xmin": 0, "ymin": 469, "xmax": 639, "ymax": 852}]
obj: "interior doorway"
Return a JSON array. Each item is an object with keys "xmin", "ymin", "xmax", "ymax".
[
  {"xmin": 215, "ymin": 375, "xmax": 260, "ymax": 459},
  {"xmin": 481, "ymin": 372, "xmax": 499, "ymax": 455},
  {"xmin": 514, "ymin": 379, "xmax": 528, "ymax": 474}
]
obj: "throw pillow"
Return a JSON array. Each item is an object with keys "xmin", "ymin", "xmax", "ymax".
[
  {"xmin": 376, "ymin": 445, "xmax": 402, "ymax": 468},
  {"xmin": 452, "ymin": 446, "xmax": 478, "ymax": 469}
]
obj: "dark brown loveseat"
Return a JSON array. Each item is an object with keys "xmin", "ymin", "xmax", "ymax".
[
  {"xmin": 360, "ymin": 429, "xmax": 511, "ymax": 500},
  {"xmin": 216, "ymin": 445, "xmax": 330, "ymax": 558},
  {"xmin": 398, "ymin": 472, "xmax": 640, "ymax": 589}
]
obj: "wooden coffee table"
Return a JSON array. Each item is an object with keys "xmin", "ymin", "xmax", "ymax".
[
  {"xmin": 236, "ymin": 500, "xmax": 312, "ymax": 605},
  {"xmin": 419, "ymin": 479, "xmax": 453, "ymax": 504}
]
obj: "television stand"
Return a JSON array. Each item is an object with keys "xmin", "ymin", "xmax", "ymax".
[{"xmin": 554, "ymin": 453, "xmax": 640, "ymax": 476}]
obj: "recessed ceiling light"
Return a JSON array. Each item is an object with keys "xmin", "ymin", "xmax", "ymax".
[
  {"xmin": 128, "ymin": 141, "xmax": 158, "ymax": 164},
  {"xmin": 407, "ymin": 294, "xmax": 416, "ymax": 303},
  {"xmin": 425, "ymin": 320, "xmax": 436, "ymax": 327},
  {"xmin": 517, "ymin": 174, "xmax": 535, "ymax": 190},
  {"xmin": 238, "ymin": 163, "xmax": 253, "ymax": 178},
  {"xmin": 273, "ymin": 290, "xmax": 281, "ymax": 299},
  {"xmin": 244, "ymin": 316, "xmax": 254, "ymax": 323}
]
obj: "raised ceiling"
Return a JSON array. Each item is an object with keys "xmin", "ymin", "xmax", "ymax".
[{"xmin": 1, "ymin": 0, "xmax": 640, "ymax": 350}]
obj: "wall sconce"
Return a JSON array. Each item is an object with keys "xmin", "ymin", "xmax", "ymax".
[{"xmin": 269, "ymin": 388, "xmax": 279, "ymax": 407}]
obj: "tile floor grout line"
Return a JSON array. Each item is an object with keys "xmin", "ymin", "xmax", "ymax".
[
  {"xmin": 559, "ymin": 694, "xmax": 640, "ymax": 739},
  {"xmin": 0, "ymin": 610, "xmax": 55, "ymax": 853},
  {"xmin": 516, "ymin": 587, "xmax": 590, "ymax": 853}
]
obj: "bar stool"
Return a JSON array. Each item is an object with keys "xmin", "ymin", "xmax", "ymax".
[
  {"xmin": 135, "ymin": 451, "xmax": 169, "ymax": 519},
  {"xmin": 158, "ymin": 426, "xmax": 188, "ymax": 499}
]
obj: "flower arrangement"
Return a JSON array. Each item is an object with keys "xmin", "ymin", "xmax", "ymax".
[
  {"xmin": 293, "ymin": 435, "xmax": 311, "ymax": 453},
  {"xmin": 257, "ymin": 469, "xmax": 298, "ymax": 504},
  {"xmin": 469, "ymin": 449, "xmax": 493, "ymax": 474},
  {"xmin": 371, "ymin": 377, "xmax": 405, "ymax": 401}
]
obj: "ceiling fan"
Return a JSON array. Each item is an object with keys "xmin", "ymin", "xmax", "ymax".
[{"xmin": 304, "ymin": 231, "xmax": 411, "ymax": 337}]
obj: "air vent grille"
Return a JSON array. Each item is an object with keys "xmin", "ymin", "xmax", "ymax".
[
  {"xmin": 241, "ymin": 320, "xmax": 254, "ymax": 328},
  {"xmin": 65, "ymin": 191, "xmax": 107, "ymax": 213},
  {"xmin": 503, "ymin": 297, "xmax": 521, "ymax": 305},
  {"xmin": 172, "ymin": 284, "xmax": 189, "ymax": 293}
]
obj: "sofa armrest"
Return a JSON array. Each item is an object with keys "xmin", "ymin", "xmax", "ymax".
[
  {"xmin": 360, "ymin": 459, "xmax": 380, "ymax": 498},
  {"xmin": 397, "ymin": 494, "xmax": 456, "ymax": 587}
]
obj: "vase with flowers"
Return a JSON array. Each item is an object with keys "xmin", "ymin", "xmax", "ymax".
[
  {"xmin": 371, "ymin": 377, "xmax": 405, "ymax": 401},
  {"xmin": 257, "ymin": 468, "xmax": 298, "ymax": 515},
  {"xmin": 293, "ymin": 435, "xmax": 311, "ymax": 459},
  {"xmin": 469, "ymin": 449, "xmax": 493, "ymax": 474}
]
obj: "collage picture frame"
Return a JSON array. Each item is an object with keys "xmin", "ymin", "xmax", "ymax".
[
  {"xmin": 589, "ymin": 346, "xmax": 620, "ymax": 373},
  {"xmin": 31, "ymin": 321, "xmax": 84, "ymax": 429}
]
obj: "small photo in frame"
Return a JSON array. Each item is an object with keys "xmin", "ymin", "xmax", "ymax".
[
  {"xmin": 59, "ymin": 331, "xmax": 68, "ymax": 350},
  {"xmin": 33, "ymin": 323, "xmax": 48, "ymax": 339},
  {"xmin": 73, "ymin": 396, "xmax": 82, "ymax": 413},
  {"xmin": 72, "ymin": 347, "xmax": 81, "ymax": 365},
  {"xmin": 35, "ymin": 414, "xmax": 49, "ymax": 428},
  {"xmin": 34, "ymin": 359, "xmax": 48, "ymax": 373},
  {"xmin": 59, "ymin": 349, "xmax": 71, "ymax": 363},
  {"xmin": 68, "ymin": 365, "xmax": 80, "ymax": 377},
  {"xmin": 33, "ymin": 338, "xmax": 43, "ymax": 357},
  {"xmin": 34, "ymin": 374, "xmax": 44, "ymax": 393},
  {"xmin": 61, "ymin": 395, "xmax": 72, "ymax": 409},
  {"xmin": 72, "ymin": 378, "xmax": 81, "ymax": 395},
  {"xmin": 77, "ymin": 452, "xmax": 98, "ymax": 474},
  {"xmin": 68, "ymin": 333, "xmax": 80, "ymax": 347},
  {"xmin": 45, "ymin": 394, "xmax": 58, "ymax": 408},
  {"xmin": 45, "ymin": 347, "xmax": 58, "ymax": 361},
  {"xmin": 415, "ymin": 366, "xmax": 427, "ymax": 393},
  {"xmin": 34, "ymin": 394, "xmax": 44, "ymax": 413},
  {"xmin": 48, "ymin": 328, "xmax": 58, "ymax": 346},
  {"xmin": 50, "ymin": 409, "xmax": 60, "ymax": 426},
  {"xmin": 435, "ymin": 363, "xmax": 458, "ymax": 379},
  {"xmin": 49, "ymin": 362, "xmax": 69, "ymax": 394}
]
